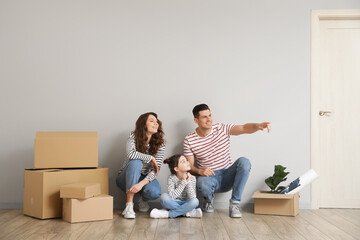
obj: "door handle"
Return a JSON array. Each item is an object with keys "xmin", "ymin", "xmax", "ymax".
[{"xmin": 319, "ymin": 111, "xmax": 332, "ymax": 116}]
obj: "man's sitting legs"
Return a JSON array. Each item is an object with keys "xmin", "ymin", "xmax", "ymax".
[
  {"xmin": 196, "ymin": 157, "xmax": 251, "ymax": 217},
  {"xmin": 196, "ymin": 175, "xmax": 218, "ymax": 212}
]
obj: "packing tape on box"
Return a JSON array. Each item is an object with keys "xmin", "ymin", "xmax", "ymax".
[{"xmin": 286, "ymin": 169, "xmax": 319, "ymax": 194}]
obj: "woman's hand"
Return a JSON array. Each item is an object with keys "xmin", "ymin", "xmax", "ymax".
[
  {"xmin": 128, "ymin": 182, "xmax": 144, "ymax": 193},
  {"xmin": 150, "ymin": 156, "xmax": 159, "ymax": 176}
]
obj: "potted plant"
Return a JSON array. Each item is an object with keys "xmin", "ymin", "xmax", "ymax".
[{"xmin": 265, "ymin": 165, "xmax": 289, "ymax": 193}]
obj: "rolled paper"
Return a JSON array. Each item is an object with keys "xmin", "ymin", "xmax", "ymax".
[{"xmin": 286, "ymin": 169, "xmax": 319, "ymax": 194}]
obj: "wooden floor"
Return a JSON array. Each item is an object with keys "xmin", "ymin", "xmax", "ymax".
[{"xmin": 0, "ymin": 209, "xmax": 359, "ymax": 240}]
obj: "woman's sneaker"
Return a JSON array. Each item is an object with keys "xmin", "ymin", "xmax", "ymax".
[
  {"xmin": 186, "ymin": 208, "xmax": 203, "ymax": 218},
  {"xmin": 150, "ymin": 208, "xmax": 169, "ymax": 218},
  {"xmin": 138, "ymin": 198, "xmax": 150, "ymax": 212},
  {"xmin": 122, "ymin": 202, "xmax": 135, "ymax": 219}
]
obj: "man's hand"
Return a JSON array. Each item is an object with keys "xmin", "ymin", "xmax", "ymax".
[
  {"xmin": 128, "ymin": 182, "xmax": 144, "ymax": 193},
  {"xmin": 150, "ymin": 156, "xmax": 159, "ymax": 176},
  {"xmin": 199, "ymin": 168, "xmax": 215, "ymax": 176},
  {"xmin": 258, "ymin": 122, "xmax": 271, "ymax": 133}
]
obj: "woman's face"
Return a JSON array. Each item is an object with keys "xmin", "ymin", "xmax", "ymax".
[
  {"xmin": 175, "ymin": 156, "xmax": 191, "ymax": 173},
  {"xmin": 146, "ymin": 114, "xmax": 159, "ymax": 135}
]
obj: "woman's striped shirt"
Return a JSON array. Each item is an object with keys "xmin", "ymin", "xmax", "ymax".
[{"xmin": 119, "ymin": 132, "xmax": 165, "ymax": 182}]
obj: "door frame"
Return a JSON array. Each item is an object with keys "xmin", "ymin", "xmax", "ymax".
[{"xmin": 311, "ymin": 9, "xmax": 360, "ymax": 209}]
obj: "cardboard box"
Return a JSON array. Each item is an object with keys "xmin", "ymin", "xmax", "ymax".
[
  {"xmin": 60, "ymin": 183, "xmax": 101, "ymax": 199},
  {"xmin": 34, "ymin": 131, "xmax": 98, "ymax": 168},
  {"xmin": 23, "ymin": 168, "xmax": 108, "ymax": 219},
  {"xmin": 62, "ymin": 194, "xmax": 113, "ymax": 223},
  {"xmin": 252, "ymin": 191, "xmax": 299, "ymax": 216}
]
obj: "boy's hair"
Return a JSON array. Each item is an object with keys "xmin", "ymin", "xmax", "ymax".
[
  {"xmin": 192, "ymin": 104, "xmax": 210, "ymax": 118},
  {"xmin": 163, "ymin": 154, "xmax": 183, "ymax": 175}
]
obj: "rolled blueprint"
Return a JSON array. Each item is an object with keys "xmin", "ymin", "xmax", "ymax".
[{"xmin": 286, "ymin": 169, "xmax": 319, "ymax": 194}]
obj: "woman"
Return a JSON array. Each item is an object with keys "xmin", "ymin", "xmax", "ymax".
[{"xmin": 116, "ymin": 112, "xmax": 165, "ymax": 219}]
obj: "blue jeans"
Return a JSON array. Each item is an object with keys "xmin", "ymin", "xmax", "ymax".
[
  {"xmin": 116, "ymin": 159, "xmax": 161, "ymax": 201},
  {"xmin": 160, "ymin": 193, "xmax": 199, "ymax": 218},
  {"xmin": 196, "ymin": 157, "xmax": 251, "ymax": 203}
]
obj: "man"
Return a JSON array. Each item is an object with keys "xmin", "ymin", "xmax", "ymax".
[{"xmin": 183, "ymin": 104, "xmax": 270, "ymax": 217}]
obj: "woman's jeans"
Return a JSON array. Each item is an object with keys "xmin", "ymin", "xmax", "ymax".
[
  {"xmin": 160, "ymin": 193, "xmax": 199, "ymax": 218},
  {"xmin": 116, "ymin": 159, "xmax": 161, "ymax": 201},
  {"xmin": 196, "ymin": 157, "xmax": 251, "ymax": 203}
]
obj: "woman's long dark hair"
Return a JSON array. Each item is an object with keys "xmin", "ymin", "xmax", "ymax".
[{"xmin": 134, "ymin": 112, "xmax": 164, "ymax": 155}]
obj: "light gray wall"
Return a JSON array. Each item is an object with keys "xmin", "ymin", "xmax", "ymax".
[{"xmin": 1, "ymin": 0, "xmax": 359, "ymax": 209}]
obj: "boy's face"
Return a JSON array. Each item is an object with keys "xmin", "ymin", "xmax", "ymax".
[{"xmin": 194, "ymin": 109, "xmax": 212, "ymax": 130}]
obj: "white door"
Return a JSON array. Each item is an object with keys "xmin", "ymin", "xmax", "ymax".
[{"xmin": 311, "ymin": 10, "xmax": 360, "ymax": 209}]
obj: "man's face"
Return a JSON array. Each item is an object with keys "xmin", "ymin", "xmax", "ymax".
[{"xmin": 195, "ymin": 109, "xmax": 212, "ymax": 129}]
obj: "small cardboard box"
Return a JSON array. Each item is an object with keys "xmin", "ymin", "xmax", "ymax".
[
  {"xmin": 60, "ymin": 183, "xmax": 101, "ymax": 199},
  {"xmin": 62, "ymin": 194, "xmax": 113, "ymax": 223},
  {"xmin": 34, "ymin": 131, "xmax": 98, "ymax": 169},
  {"xmin": 23, "ymin": 168, "xmax": 108, "ymax": 219},
  {"xmin": 252, "ymin": 191, "xmax": 299, "ymax": 216}
]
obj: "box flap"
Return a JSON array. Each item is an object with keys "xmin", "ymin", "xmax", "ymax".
[{"xmin": 252, "ymin": 191, "xmax": 296, "ymax": 199}]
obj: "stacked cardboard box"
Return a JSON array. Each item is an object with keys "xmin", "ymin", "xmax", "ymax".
[
  {"xmin": 23, "ymin": 132, "xmax": 113, "ymax": 222},
  {"xmin": 60, "ymin": 183, "xmax": 113, "ymax": 223}
]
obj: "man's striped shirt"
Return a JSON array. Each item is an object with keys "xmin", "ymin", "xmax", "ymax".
[{"xmin": 183, "ymin": 123, "xmax": 234, "ymax": 171}]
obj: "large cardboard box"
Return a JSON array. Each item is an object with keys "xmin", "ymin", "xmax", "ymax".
[
  {"xmin": 34, "ymin": 131, "xmax": 98, "ymax": 168},
  {"xmin": 62, "ymin": 194, "xmax": 113, "ymax": 223},
  {"xmin": 60, "ymin": 183, "xmax": 101, "ymax": 199},
  {"xmin": 23, "ymin": 168, "xmax": 108, "ymax": 219},
  {"xmin": 252, "ymin": 191, "xmax": 299, "ymax": 216}
]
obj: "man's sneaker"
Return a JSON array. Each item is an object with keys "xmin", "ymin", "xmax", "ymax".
[
  {"xmin": 203, "ymin": 201, "xmax": 214, "ymax": 213},
  {"xmin": 150, "ymin": 208, "xmax": 169, "ymax": 218},
  {"xmin": 229, "ymin": 202, "xmax": 242, "ymax": 218},
  {"xmin": 186, "ymin": 208, "xmax": 203, "ymax": 218},
  {"xmin": 138, "ymin": 197, "xmax": 150, "ymax": 212},
  {"xmin": 122, "ymin": 202, "xmax": 135, "ymax": 219}
]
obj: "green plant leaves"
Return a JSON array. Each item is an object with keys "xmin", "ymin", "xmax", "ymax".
[{"xmin": 265, "ymin": 165, "xmax": 290, "ymax": 193}]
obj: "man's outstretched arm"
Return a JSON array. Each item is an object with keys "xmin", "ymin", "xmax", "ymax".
[{"xmin": 230, "ymin": 122, "xmax": 271, "ymax": 135}]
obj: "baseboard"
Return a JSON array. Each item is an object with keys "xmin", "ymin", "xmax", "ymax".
[
  {"xmin": 2, "ymin": 201, "xmax": 312, "ymax": 210},
  {"xmin": 0, "ymin": 202, "xmax": 23, "ymax": 209}
]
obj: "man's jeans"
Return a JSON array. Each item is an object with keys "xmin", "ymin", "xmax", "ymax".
[
  {"xmin": 160, "ymin": 193, "xmax": 199, "ymax": 218},
  {"xmin": 116, "ymin": 159, "xmax": 161, "ymax": 201},
  {"xmin": 196, "ymin": 157, "xmax": 251, "ymax": 203}
]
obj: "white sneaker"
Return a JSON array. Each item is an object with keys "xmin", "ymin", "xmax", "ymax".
[
  {"xmin": 203, "ymin": 201, "xmax": 214, "ymax": 213},
  {"xmin": 138, "ymin": 197, "xmax": 150, "ymax": 212},
  {"xmin": 229, "ymin": 202, "xmax": 242, "ymax": 218},
  {"xmin": 186, "ymin": 208, "xmax": 203, "ymax": 218},
  {"xmin": 122, "ymin": 202, "xmax": 135, "ymax": 219},
  {"xmin": 150, "ymin": 208, "xmax": 169, "ymax": 219}
]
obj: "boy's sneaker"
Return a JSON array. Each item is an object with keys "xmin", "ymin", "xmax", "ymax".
[
  {"xmin": 138, "ymin": 197, "xmax": 150, "ymax": 212},
  {"xmin": 203, "ymin": 201, "xmax": 214, "ymax": 213},
  {"xmin": 150, "ymin": 208, "xmax": 169, "ymax": 218},
  {"xmin": 122, "ymin": 202, "xmax": 135, "ymax": 219},
  {"xmin": 229, "ymin": 202, "xmax": 242, "ymax": 218},
  {"xmin": 186, "ymin": 208, "xmax": 203, "ymax": 218}
]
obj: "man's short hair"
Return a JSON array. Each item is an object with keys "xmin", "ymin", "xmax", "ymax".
[{"xmin": 192, "ymin": 104, "xmax": 210, "ymax": 118}]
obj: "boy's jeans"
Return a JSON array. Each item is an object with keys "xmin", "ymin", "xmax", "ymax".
[
  {"xmin": 196, "ymin": 157, "xmax": 251, "ymax": 203},
  {"xmin": 116, "ymin": 159, "xmax": 161, "ymax": 201},
  {"xmin": 160, "ymin": 193, "xmax": 199, "ymax": 218}
]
